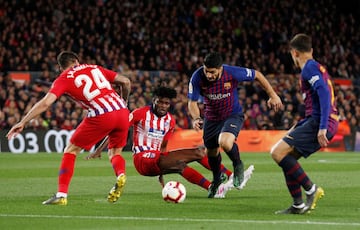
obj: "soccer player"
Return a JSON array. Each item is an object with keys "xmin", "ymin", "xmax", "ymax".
[
  {"xmin": 87, "ymin": 86, "xmax": 254, "ymax": 198},
  {"xmin": 188, "ymin": 52, "xmax": 282, "ymax": 197},
  {"xmin": 270, "ymin": 34, "xmax": 339, "ymax": 214},
  {"xmin": 6, "ymin": 51, "xmax": 131, "ymax": 205}
]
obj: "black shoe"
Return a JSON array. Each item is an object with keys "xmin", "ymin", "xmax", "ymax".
[
  {"xmin": 233, "ymin": 161, "xmax": 244, "ymax": 189},
  {"xmin": 220, "ymin": 172, "xmax": 228, "ymax": 183},
  {"xmin": 275, "ymin": 205, "xmax": 308, "ymax": 214},
  {"xmin": 208, "ymin": 181, "xmax": 221, "ymax": 198}
]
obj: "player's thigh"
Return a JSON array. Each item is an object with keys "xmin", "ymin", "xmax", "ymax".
[
  {"xmin": 71, "ymin": 116, "xmax": 112, "ymax": 150},
  {"xmin": 108, "ymin": 109, "xmax": 130, "ymax": 149},
  {"xmin": 203, "ymin": 119, "xmax": 222, "ymax": 149},
  {"xmin": 164, "ymin": 148, "xmax": 205, "ymax": 164},
  {"xmin": 133, "ymin": 151, "xmax": 161, "ymax": 176},
  {"xmin": 283, "ymin": 118, "xmax": 324, "ymax": 158},
  {"xmin": 221, "ymin": 113, "xmax": 244, "ymax": 137},
  {"xmin": 158, "ymin": 152, "xmax": 187, "ymax": 173}
]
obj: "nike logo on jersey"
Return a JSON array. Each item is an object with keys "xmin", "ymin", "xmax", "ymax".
[{"xmin": 230, "ymin": 124, "xmax": 237, "ymax": 128}]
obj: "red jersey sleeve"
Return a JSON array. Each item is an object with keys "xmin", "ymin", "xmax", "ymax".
[
  {"xmin": 49, "ymin": 75, "xmax": 67, "ymax": 98},
  {"xmin": 129, "ymin": 108, "xmax": 144, "ymax": 126}
]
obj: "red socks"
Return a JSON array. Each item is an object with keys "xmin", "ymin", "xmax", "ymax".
[
  {"xmin": 181, "ymin": 166, "xmax": 211, "ymax": 190},
  {"xmin": 111, "ymin": 154, "xmax": 126, "ymax": 176},
  {"xmin": 57, "ymin": 153, "xmax": 126, "ymax": 195},
  {"xmin": 58, "ymin": 153, "xmax": 76, "ymax": 193}
]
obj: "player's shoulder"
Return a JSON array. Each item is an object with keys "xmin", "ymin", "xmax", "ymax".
[
  {"xmin": 223, "ymin": 64, "xmax": 250, "ymax": 72},
  {"xmin": 167, "ymin": 112, "xmax": 175, "ymax": 120},
  {"xmin": 302, "ymin": 59, "xmax": 321, "ymax": 78},
  {"xmin": 223, "ymin": 64, "xmax": 237, "ymax": 74},
  {"xmin": 54, "ymin": 71, "xmax": 70, "ymax": 83},
  {"xmin": 133, "ymin": 105, "xmax": 150, "ymax": 114},
  {"xmin": 192, "ymin": 66, "xmax": 204, "ymax": 78},
  {"xmin": 167, "ymin": 113, "xmax": 176, "ymax": 125},
  {"xmin": 305, "ymin": 59, "xmax": 319, "ymax": 69},
  {"xmin": 130, "ymin": 106, "xmax": 150, "ymax": 122},
  {"xmin": 223, "ymin": 64, "xmax": 254, "ymax": 79}
]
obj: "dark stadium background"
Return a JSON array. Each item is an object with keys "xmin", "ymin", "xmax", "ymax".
[{"xmin": 1, "ymin": 0, "xmax": 359, "ymax": 151}]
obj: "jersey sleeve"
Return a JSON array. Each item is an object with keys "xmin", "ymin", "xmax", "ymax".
[
  {"xmin": 129, "ymin": 108, "xmax": 143, "ymax": 126},
  {"xmin": 187, "ymin": 69, "xmax": 201, "ymax": 101},
  {"xmin": 227, "ymin": 65, "xmax": 255, "ymax": 82},
  {"xmin": 303, "ymin": 64, "xmax": 331, "ymax": 129},
  {"xmin": 48, "ymin": 76, "xmax": 66, "ymax": 98}
]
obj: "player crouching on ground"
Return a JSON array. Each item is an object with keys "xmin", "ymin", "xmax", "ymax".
[{"xmin": 87, "ymin": 86, "xmax": 254, "ymax": 198}]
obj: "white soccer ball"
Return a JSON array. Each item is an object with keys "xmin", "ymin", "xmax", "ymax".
[{"xmin": 162, "ymin": 181, "xmax": 186, "ymax": 203}]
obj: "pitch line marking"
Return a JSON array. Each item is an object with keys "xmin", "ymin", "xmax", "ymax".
[{"xmin": 0, "ymin": 214, "xmax": 360, "ymax": 227}]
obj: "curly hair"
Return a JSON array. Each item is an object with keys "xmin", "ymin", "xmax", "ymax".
[{"xmin": 153, "ymin": 86, "xmax": 177, "ymax": 99}]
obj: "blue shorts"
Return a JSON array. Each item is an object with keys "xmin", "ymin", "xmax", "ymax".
[
  {"xmin": 203, "ymin": 113, "xmax": 244, "ymax": 149},
  {"xmin": 283, "ymin": 117, "xmax": 335, "ymax": 158}
]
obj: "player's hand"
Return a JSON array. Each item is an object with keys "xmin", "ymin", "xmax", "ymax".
[
  {"xmin": 317, "ymin": 129, "xmax": 329, "ymax": 147},
  {"xmin": 85, "ymin": 151, "xmax": 102, "ymax": 160},
  {"xmin": 85, "ymin": 136, "xmax": 108, "ymax": 160},
  {"xmin": 192, "ymin": 118, "xmax": 203, "ymax": 131},
  {"xmin": 158, "ymin": 175, "xmax": 165, "ymax": 188},
  {"xmin": 267, "ymin": 95, "xmax": 283, "ymax": 112},
  {"xmin": 6, "ymin": 122, "xmax": 25, "ymax": 140}
]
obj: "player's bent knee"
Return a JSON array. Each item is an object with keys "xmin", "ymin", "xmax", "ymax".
[
  {"xmin": 218, "ymin": 139, "xmax": 234, "ymax": 152},
  {"xmin": 195, "ymin": 148, "xmax": 206, "ymax": 159},
  {"xmin": 270, "ymin": 145, "xmax": 283, "ymax": 160}
]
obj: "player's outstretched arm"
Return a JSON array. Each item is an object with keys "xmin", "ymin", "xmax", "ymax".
[
  {"xmin": 254, "ymin": 70, "xmax": 283, "ymax": 112},
  {"xmin": 6, "ymin": 93, "xmax": 57, "ymax": 140}
]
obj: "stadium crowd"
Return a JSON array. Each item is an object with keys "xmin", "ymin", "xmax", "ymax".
[{"xmin": 1, "ymin": 0, "xmax": 359, "ymax": 150}]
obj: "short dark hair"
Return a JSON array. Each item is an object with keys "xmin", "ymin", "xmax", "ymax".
[
  {"xmin": 204, "ymin": 52, "xmax": 223, "ymax": 68},
  {"xmin": 289, "ymin": 33, "xmax": 312, "ymax": 52},
  {"xmin": 57, "ymin": 51, "xmax": 79, "ymax": 69},
  {"xmin": 153, "ymin": 86, "xmax": 177, "ymax": 99}
]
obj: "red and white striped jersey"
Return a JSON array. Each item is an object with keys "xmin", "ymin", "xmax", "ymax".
[
  {"xmin": 49, "ymin": 64, "xmax": 127, "ymax": 117},
  {"xmin": 130, "ymin": 106, "xmax": 175, "ymax": 154}
]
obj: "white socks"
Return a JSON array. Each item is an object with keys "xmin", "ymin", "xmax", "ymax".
[
  {"xmin": 56, "ymin": 192, "xmax": 67, "ymax": 198},
  {"xmin": 305, "ymin": 184, "xmax": 316, "ymax": 195}
]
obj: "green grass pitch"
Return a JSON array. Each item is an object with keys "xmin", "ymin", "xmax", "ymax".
[{"xmin": 0, "ymin": 152, "xmax": 359, "ymax": 230}]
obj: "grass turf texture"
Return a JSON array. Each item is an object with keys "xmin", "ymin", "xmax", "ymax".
[{"xmin": 0, "ymin": 152, "xmax": 359, "ymax": 230}]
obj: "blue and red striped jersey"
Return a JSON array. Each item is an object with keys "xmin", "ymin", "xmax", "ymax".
[
  {"xmin": 300, "ymin": 59, "xmax": 338, "ymax": 133},
  {"xmin": 188, "ymin": 64, "xmax": 255, "ymax": 121}
]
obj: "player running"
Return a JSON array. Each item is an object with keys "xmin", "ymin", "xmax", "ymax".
[
  {"xmin": 188, "ymin": 52, "xmax": 282, "ymax": 197},
  {"xmin": 270, "ymin": 34, "xmax": 339, "ymax": 214},
  {"xmin": 6, "ymin": 51, "xmax": 131, "ymax": 205}
]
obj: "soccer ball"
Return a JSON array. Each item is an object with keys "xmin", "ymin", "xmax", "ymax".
[{"xmin": 162, "ymin": 181, "xmax": 186, "ymax": 203}]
